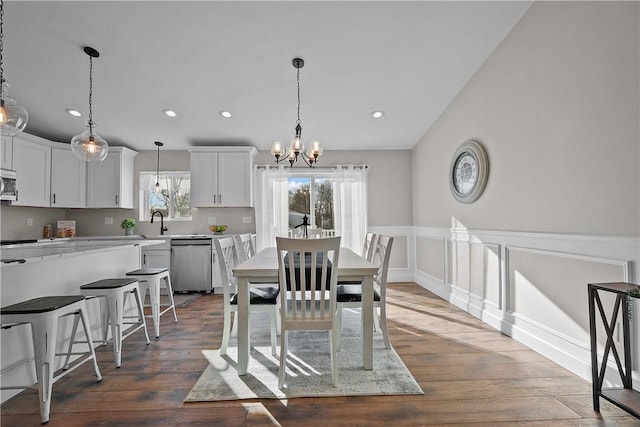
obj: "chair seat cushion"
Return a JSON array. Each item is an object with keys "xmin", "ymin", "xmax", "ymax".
[
  {"xmin": 126, "ymin": 268, "xmax": 169, "ymax": 276},
  {"xmin": 230, "ymin": 287, "xmax": 279, "ymax": 305},
  {"xmin": 2, "ymin": 295, "xmax": 86, "ymax": 314},
  {"xmin": 336, "ymin": 284, "xmax": 381, "ymax": 303},
  {"xmin": 81, "ymin": 278, "xmax": 137, "ymax": 290}
]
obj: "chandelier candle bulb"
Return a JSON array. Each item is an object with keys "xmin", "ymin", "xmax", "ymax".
[{"xmin": 271, "ymin": 140, "xmax": 284, "ymax": 158}]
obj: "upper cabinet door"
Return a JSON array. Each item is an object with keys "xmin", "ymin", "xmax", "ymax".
[
  {"xmin": 51, "ymin": 145, "xmax": 86, "ymax": 208},
  {"xmin": 11, "ymin": 134, "xmax": 51, "ymax": 207},
  {"xmin": 190, "ymin": 152, "xmax": 219, "ymax": 207},
  {"xmin": 218, "ymin": 152, "xmax": 253, "ymax": 207},
  {"xmin": 86, "ymin": 147, "xmax": 137, "ymax": 208}
]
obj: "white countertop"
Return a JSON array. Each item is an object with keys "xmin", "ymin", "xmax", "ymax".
[{"xmin": 0, "ymin": 238, "xmax": 165, "ymax": 265}]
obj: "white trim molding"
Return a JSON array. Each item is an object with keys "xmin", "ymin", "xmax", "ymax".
[{"xmin": 412, "ymin": 226, "xmax": 640, "ymax": 383}]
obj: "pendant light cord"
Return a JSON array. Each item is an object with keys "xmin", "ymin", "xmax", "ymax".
[
  {"xmin": 1, "ymin": 0, "xmax": 5, "ymax": 86},
  {"xmin": 88, "ymin": 54, "xmax": 93, "ymax": 128},
  {"xmin": 156, "ymin": 144, "xmax": 160, "ymax": 184}
]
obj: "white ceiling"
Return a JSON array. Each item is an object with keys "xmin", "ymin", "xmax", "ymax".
[{"xmin": 3, "ymin": 1, "xmax": 531, "ymax": 152}]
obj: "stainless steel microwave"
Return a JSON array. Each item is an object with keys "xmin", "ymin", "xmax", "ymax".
[{"xmin": 0, "ymin": 168, "xmax": 17, "ymax": 201}]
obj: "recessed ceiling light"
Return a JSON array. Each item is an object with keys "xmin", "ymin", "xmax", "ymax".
[
  {"xmin": 371, "ymin": 110, "xmax": 384, "ymax": 119},
  {"xmin": 163, "ymin": 109, "xmax": 177, "ymax": 117},
  {"xmin": 65, "ymin": 108, "xmax": 82, "ymax": 117},
  {"xmin": 219, "ymin": 110, "xmax": 232, "ymax": 119}
]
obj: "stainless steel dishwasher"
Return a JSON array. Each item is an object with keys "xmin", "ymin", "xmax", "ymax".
[{"xmin": 170, "ymin": 237, "xmax": 213, "ymax": 292}]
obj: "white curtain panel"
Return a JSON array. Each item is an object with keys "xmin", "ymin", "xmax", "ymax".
[
  {"xmin": 253, "ymin": 165, "xmax": 368, "ymax": 252},
  {"xmin": 333, "ymin": 165, "xmax": 368, "ymax": 253},
  {"xmin": 254, "ymin": 165, "xmax": 289, "ymax": 251}
]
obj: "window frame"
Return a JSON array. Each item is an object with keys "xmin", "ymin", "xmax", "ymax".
[{"xmin": 138, "ymin": 171, "xmax": 192, "ymax": 222}]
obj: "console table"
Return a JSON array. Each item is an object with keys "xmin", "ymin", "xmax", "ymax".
[{"xmin": 588, "ymin": 282, "xmax": 640, "ymax": 418}]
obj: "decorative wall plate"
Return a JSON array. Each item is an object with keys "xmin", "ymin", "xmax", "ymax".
[{"xmin": 449, "ymin": 139, "xmax": 489, "ymax": 204}]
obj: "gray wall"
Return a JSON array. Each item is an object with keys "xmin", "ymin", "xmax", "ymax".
[{"xmin": 412, "ymin": 1, "xmax": 639, "ymax": 235}]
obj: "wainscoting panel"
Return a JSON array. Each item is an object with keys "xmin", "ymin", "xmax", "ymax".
[
  {"xmin": 416, "ymin": 236, "xmax": 446, "ymax": 281},
  {"xmin": 412, "ymin": 226, "xmax": 640, "ymax": 383}
]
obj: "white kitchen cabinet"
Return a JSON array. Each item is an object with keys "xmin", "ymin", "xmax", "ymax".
[
  {"xmin": 142, "ymin": 248, "xmax": 170, "ymax": 269},
  {"xmin": 11, "ymin": 133, "xmax": 51, "ymax": 207},
  {"xmin": 86, "ymin": 146, "xmax": 137, "ymax": 208},
  {"xmin": 50, "ymin": 142, "xmax": 86, "ymax": 208},
  {"xmin": 188, "ymin": 147, "xmax": 257, "ymax": 207},
  {"xmin": 1, "ymin": 137, "xmax": 12, "ymax": 170}
]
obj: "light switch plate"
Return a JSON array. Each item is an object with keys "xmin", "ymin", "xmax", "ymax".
[
  {"xmin": 27, "ymin": 218, "xmax": 33, "ymax": 227},
  {"xmin": 105, "ymin": 217, "xmax": 113, "ymax": 225},
  {"xmin": 242, "ymin": 216, "xmax": 252, "ymax": 224}
]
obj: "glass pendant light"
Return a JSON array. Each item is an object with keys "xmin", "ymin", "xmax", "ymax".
[
  {"xmin": 71, "ymin": 46, "xmax": 108, "ymax": 162},
  {"xmin": 0, "ymin": 1, "xmax": 28, "ymax": 137},
  {"xmin": 154, "ymin": 141, "xmax": 163, "ymax": 193}
]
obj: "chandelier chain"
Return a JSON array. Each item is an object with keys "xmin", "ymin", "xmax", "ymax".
[{"xmin": 296, "ymin": 67, "xmax": 301, "ymax": 125}]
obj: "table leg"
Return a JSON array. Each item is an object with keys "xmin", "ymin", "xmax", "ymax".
[
  {"xmin": 237, "ymin": 277, "xmax": 250, "ymax": 375},
  {"xmin": 362, "ymin": 275, "xmax": 373, "ymax": 370}
]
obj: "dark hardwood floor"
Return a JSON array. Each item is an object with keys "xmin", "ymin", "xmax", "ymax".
[{"xmin": 2, "ymin": 283, "xmax": 637, "ymax": 426}]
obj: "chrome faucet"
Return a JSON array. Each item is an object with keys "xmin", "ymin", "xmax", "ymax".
[{"xmin": 150, "ymin": 211, "xmax": 168, "ymax": 235}]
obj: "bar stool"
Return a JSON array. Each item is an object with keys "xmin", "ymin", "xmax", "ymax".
[
  {"xmin": 126, "ymin": 268, "xmax": 178, "ymax": 338},
  {"xmin": 72, "ymin": 278, "xmax": 151, "ymax": 368},
  {"xmin": 0, "ymin": 295, "xmax": 102, "ymax": 424}
]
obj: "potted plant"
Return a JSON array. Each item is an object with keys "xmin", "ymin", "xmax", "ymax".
[{"xmin": 120, "ymin": 218, "xmax": 137, "ymax": 236}]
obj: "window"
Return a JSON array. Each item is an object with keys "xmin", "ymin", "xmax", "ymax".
[
  {"xmin": 254, "ymin": 165, "xmax": 367, "ymax": 252},
  {"xmin": 139, "ymin": 172, "xmax": 191, "ymax": 221},
  {"xmin": 288, "ymin": 177, "xmax": 334, "ymax": 230}
]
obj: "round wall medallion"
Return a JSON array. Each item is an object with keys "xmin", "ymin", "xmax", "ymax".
[{"xmin": 449, "ymin": 139, "xmax": 489, "ymax": 204}]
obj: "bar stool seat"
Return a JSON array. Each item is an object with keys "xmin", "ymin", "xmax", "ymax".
[
  {"xmin": 1, "ymin": 295, "xmax": 102, "ymax": 424},
  {"xmin": 76, "ymin": 278, "xmax": 151, "ymax": 367},
  {"xmin": 126, "ymin": 268, "xmax": 177, "ymax": 338}
]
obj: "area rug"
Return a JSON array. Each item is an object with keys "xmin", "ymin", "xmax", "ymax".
[{"xmin": 185, "ymin": 309, "xmax": 423, "ymax": 401}]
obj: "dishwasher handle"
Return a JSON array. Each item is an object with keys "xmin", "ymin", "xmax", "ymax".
[{"xmin": 170, "ymin": 239, "xmax": 212, "ymax": 246}]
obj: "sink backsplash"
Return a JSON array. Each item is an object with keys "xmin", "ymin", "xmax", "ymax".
[{"xmin": 0, "ymin": 205, "xmax": 256, "ymax": 240}]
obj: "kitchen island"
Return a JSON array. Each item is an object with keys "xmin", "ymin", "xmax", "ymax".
[{"xmin": 0, "ymin": 238, "xmax": 163, "ymax": 403}]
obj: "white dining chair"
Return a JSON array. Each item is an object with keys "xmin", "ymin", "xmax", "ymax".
[
  {"xmin": 215, "ymin": 236, "xmax": 279, "ymax": 356},
  {"xmin": 336, "ymin": 235, "xmax": 394, "ymax": 349},
  {"xmin": 233, "ymin": 233, "xmax": 256, "ymax": 263},
  {"xmin": 276, "ymin": 236, "xmax": 341, "ymax": 388}
]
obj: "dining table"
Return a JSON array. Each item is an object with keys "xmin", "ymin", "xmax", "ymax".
[{"xmin": 232, "ymin": 246, "xmax": 378, "ymax": 375}]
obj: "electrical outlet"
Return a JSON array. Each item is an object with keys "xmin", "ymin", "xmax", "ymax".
[
  {"xmin": 105, "ymin": 217, "xmax": 113, "ymax": 225},
  {"xmin": 242, "ymin": 216, "xmax": 252, "ymax": 224},
  {"xmin": 208, "ymin": 217, "xmax": 216, "ymax": 225},
  {"xmin": 27, "ymin": 218, "xmax": 33, "ymax": 227}
]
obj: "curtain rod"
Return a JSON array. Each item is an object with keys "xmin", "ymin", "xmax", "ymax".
[{"xmin": 255, "ymin": 164, "xmax": 368, "ymax": 170}]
